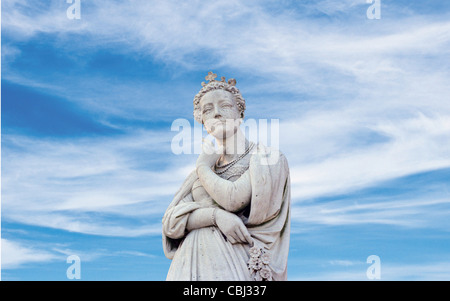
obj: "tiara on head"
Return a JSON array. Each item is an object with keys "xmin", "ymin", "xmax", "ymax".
[{"xmin": 201, "ymin": 71, "xmax": 237, "ymax": 87}]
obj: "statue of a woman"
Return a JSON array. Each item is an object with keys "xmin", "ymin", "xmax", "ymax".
[{"xmin": 162, "ymin": 72, "xmax": 291, "ymax": 281}]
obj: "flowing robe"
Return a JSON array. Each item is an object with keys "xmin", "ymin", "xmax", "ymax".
[{"xmin": 162, "ymin": 144, "xmax": 291, "ymax": 281}]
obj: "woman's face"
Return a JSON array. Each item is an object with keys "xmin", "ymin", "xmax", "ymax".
[{"xmin": 200, "ymin": 89, "xmax": 241, "ymax": 139}]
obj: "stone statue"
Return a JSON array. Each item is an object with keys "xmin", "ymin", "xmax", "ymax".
[{"xmin": 162, "ymin": 72, "xmax": 291, "ymax": 281}]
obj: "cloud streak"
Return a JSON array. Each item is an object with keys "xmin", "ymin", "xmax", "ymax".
[
  {"xmin": 1, "ymin": 130, "xmax": 193, "ymax": 237},
  {"xmin": 1, "ymin": 238, "xmax": 59, "ymax": 269},
  {"xmin": 291, "ymin": 196, "xmax": 450, "ymax": 229},
  {"xmin": 291, "ymin": 259, "xmax": 450, "ymax": 281}
]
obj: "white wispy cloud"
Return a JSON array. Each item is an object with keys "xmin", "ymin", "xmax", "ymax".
[
  {"xmin": 329, "ymin": 259, "xmax": 362, "ymax": 267},
  {"xmin": 4, "ymin": 0, "xmax": 449, "ymax": 89},
  {"xmin": 276, "ymin": 102, "xmax": 450, "ymax": 200},
  {"xmin": 3, "ymin": 0, "xmax": 449, "ymax": 126},
  {"xmin": 1, "ymin": 238, "xmax": 156, "ymax": 270},
  {"xmin": 291, "ymin": 261, "xmax": 450, "ymax": 281},
  {"xmin": 291, "ymin": 196, "xmax": 450, "ymax": 229},
  {"xmin": 2, "ymin": 131, "xmax": 195, "ymax": 237},
  {"xmin": 1, "ymin": 238, "xmax": 59, "ymax": 269}
]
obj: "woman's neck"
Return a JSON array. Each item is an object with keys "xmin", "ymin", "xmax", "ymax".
[{"xmin": 215, "ymin": 129, "xmax": 249, "ymax": 165}]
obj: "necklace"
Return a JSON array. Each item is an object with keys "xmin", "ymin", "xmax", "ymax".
[{"xmin": 214, "ymin": 142, "xmax": 255, "ymax": 175}]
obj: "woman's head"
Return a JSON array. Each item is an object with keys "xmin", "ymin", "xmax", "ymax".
[
  {"xmin": 193, "ymin": 73, "xmax": 246, "ymax": 124},
  {"xmin": 193, "ymin": 72, "xmax": 246, "ymax": 139}
]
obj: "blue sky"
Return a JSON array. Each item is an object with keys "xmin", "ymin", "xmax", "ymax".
[{"xmin": 1, "ymin": 0, "xmax": 450, "ymax": 280}]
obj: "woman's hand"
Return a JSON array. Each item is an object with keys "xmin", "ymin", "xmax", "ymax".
[
  {"xmin": 196, "ymin": 139, "xmax": 223, "ymax": 169},
  {"xmin": 215, "ymin": 209, "xmax": 253, "ymax": 245}
]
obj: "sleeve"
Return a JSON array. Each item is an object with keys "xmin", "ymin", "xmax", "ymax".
[
  {"xmin": 162, "ymin": 171, "xmax": 200, "ymax": 259},
  {"xmin": 247, "ymin": 147, "xmax": 290, "ymax": 226},
  {"xmin": 245, "ymin": 145, "xmax": 291, "ymax": 281},
  {"xmin": 162, "ymin": 194, "xmax": 201, "ymax": 239}
]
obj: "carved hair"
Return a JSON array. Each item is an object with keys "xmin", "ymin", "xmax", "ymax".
[{"xmin": 193, "ymin": 80, "xmax": 246, "ymax": 124}]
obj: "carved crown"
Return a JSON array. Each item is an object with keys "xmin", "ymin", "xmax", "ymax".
[{"xmin": 201, "ymin": 71, "xmax": 237, "ymax": 87}]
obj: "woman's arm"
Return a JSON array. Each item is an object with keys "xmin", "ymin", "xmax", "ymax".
[
  {"xmin": 187, "ymin": 207, "xmax": 253, "ymax": 245},
  {"xmin": 195, "ymin": 140, "xmax": 252, "ymax": 212},
  {"xmin": 196, "ymin": 165, "xmax": 251, "ymax": 212},
  {"xmin": 186, "ymin": 207, "xmax": 216, "ymax": 231}
]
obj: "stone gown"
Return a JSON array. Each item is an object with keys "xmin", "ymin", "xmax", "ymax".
[{"xmin": 162, "ymin": 144, "xmax": 291, "ymax": 281}]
